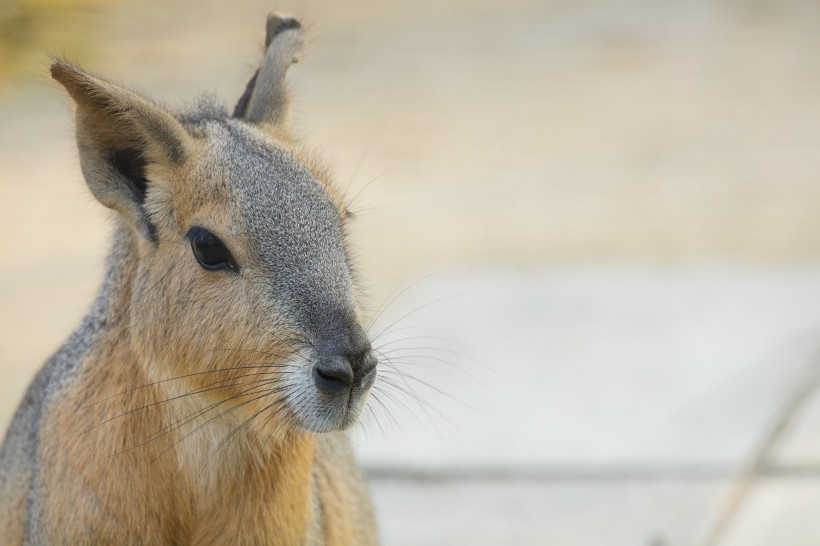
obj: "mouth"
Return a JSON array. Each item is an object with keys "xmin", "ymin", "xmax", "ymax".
[
  {"xmin": 329, "ymin": 364, "xmax": 378, "ymax": 430},
  {"xmin": 283, "ymin": 352, "xmax": 378, "ymax": 433}
]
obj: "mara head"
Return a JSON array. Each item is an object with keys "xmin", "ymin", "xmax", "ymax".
[{"xmin": 52, "ymin": 16, "xmax": 376, "ymax": 436}]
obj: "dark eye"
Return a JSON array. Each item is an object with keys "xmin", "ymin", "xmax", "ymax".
[{"xmin": 186, "ymin": 227, "xmax": 238, "ymax": 272}]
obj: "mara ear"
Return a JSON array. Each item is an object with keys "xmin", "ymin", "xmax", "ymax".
[
  {"xmin": 51, "ymin": 60, "xmax": 193, "ymax": 242},
  {"xmin": 233, "ymin": 14, "xmax": 305, "ymax": 126}
]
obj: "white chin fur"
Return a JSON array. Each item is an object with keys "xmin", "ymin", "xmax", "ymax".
[{"xmin": 281, "ymin": 355, "xmax": 372, "ymax": 433}]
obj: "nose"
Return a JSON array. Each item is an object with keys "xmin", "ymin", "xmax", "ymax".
[
  {"xmin": 313, "ymin": 355, "xmax": 354, "ymax": 392},
  {"xmin": 313, "ymin": 347, "xmax": 377, "ymax": 393}
]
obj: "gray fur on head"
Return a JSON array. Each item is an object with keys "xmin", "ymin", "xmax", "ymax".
[
  {"xmin": 48, "ymin": 14, "xmax": 371, "ymax": 433},
  {"xmin": 0, "ymin": 14, "xmax": 380, "ymax": 544}
]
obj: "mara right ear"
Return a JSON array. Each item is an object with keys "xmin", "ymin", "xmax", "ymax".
[
  {"xmin": 51, "ymin": 60, "xmax": 193, "ymax": 242},
  {"xmin": 233, "ymin": 14, "xmax": 305, "ymax": 126}
]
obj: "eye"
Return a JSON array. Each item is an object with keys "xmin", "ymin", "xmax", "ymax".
[{"xmin": 186, "ymin": 227, "xmax": 238, "ymax": 272}]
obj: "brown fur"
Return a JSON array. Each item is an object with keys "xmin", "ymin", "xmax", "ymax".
[{"xmin": 0, "ymin": 14, "xmax": 379, "ymax": 545}]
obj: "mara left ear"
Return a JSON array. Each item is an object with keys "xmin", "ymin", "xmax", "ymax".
[
  {"xmin": 51, "ymin": 60, "xmax": 193, "ymax": 242},
  {"xmin": 233, "ymin": 14, "xmax": 305, "ymax": 127}
]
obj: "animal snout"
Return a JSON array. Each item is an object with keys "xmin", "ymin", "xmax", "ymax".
[{"xmin": 313, "ymin": 348, "xmax": 377, "ymax": 393}]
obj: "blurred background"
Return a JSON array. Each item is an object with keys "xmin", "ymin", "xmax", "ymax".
[{"xmin": 3, "ymin": 0, "xmax": 820, "ymax": 544}]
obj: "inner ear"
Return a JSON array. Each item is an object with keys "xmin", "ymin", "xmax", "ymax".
[
  {"xmin": 112, "ymin": 148, "xmax": 149, "ymax": 204},
  {"xmin": 110, "ymin": 148, "xmax": 159, "ymax": 241},
  {"xmin": 51, "ymin": 60, "xmax": 193, "ymax": 244}
]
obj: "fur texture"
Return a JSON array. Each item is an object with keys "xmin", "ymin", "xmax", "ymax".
[{"xmin": 0, "ymin": 14, "xmax": 378, "ymax": 545}]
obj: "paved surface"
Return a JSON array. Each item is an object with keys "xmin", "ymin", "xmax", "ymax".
[
  {"xmin": 359, "ymin": 270, "xmax": 820, "ymax": 545},
  {"xmin": 2, "ymin": 0, "xmax": 820, "ymax": 544},
  {"xmin": 360, "ymin": 270, "xmax": 820, "ymax": 469}
]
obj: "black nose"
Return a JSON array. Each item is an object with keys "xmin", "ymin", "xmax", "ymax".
[
  {"xmin": 313, "ymin": 348, "xmax": 377, "ymax": 393},
  {"xmin": 313, "ymin": 355, "xmax": 354, "ymax": 392}
]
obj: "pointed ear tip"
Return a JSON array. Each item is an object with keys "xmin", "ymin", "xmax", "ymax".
[
  {"xmin": 50, "ymin": 59, "xmax": 82, "ymax": 85},
  {"xmin": 265, "ymin": 13, "xmax": 302, "ymax": 36},
  {"xmin": 266, "ymin": 12, "xmax": 300, "ymax": 25},
  {"xmin": 49, "ymin": 60, "xmax": 68, "ymax": 80}
]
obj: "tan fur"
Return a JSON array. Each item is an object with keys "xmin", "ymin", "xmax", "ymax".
[{"xmin": 1, "ymin": 14, "xmax": 379, "ymax": 545}]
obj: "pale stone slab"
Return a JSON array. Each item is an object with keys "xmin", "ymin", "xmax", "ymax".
[
  {"xmin": 357, "ymin": 269, "xmax": 820, "ymax": 469},
  {"xmin": 773, "ymin": 389, "xmax": 820, "ymax": 467},
  {"xmin": 370, "ymin": 479, "xmax": 726, "ymax": 546},
  {"xmin": 720, "ymin": 478, "xmax": 820, "ymax": 546}
]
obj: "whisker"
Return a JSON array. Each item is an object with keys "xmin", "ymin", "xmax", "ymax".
[
  {"xmin": 80, "ymin": 375, "xmax": 284, "ymax": 436},
  {"xmin": 347, "ymin": 159, "xmax": 415, "ymax": 213},
  {"xmin": 373, "ymin": 376, "xmax": 456, "ymax": 435},
  {"xmin": 197, "ymin": 400, "xmax": 284, "ymax": 474},
  {"xmin": 373, "ymin": 334, "xmax": 475, "ymax": 352},
  {"xmin": 379, "ymin": 361, "xmax": 475, "ymax": 411},
  {"xmin": 84, "ymin": 364, "xmax": 297, "ymax": 407},
  {"xmin": 341, "ymin": 127, "xmax": 382, "ymax": 204},
  {"xmin": 370, "ymin": 293, "xmax": 467, "ymax": 342},
  {"xmin": 146, "ymin": 388, "xmax": 284, "ymax": 462},
  {"xmin": 111, "ymin": 383, "xmax": 287, "ymax": 457},
  {"xmin": 364, "ymin": 269, "xmax": 450, "ymax": 334},
  {"xmin": 375, "ymin": 352, "xmax": 483, "ymax": 384}
]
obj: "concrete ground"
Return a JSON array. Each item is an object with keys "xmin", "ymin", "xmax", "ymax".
[
  {"xmin": 2, "ymin": 0, "xmax": 820, "ymax": 544},
  {"xmin": 361, "ymin": 270, "xmax": 820, "ymax": 545}
]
